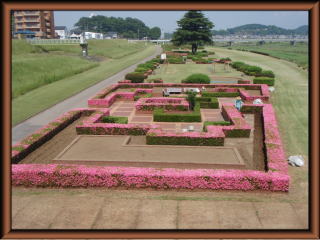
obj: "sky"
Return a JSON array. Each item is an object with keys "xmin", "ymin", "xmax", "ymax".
[{"xmin": 54, "ymin": 11, "xmax": 308, "ymax": 33}]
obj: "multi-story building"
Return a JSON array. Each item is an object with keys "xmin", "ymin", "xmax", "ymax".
[
  {"xmin": 14, "ymin": 10, "xmax": 55, "ymax": 38},
  {"xmin": 55, "ymin": 26, "xmax": 68, "ymax": 39}
]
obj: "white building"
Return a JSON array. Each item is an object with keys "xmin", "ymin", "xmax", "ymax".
[
  {"xmin": 55, "ymin": 26, "xmax": 68, "ymax": 39},
  {"xmin": 84, "ymin": 31, "xmax": 104, "ymax": 40}
]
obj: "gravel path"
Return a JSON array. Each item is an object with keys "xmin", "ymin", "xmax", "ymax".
[{"xmin": 12, "ymin": 45, "xmax": 162, "ymax": 144}]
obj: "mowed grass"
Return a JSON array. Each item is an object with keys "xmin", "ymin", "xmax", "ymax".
[
  {"xmin": 33, "ymin": 39, "xmax": 146, "ymax": 59},
  {"xmin": 12, "ymin": 45, "xmax": 156, "ymax": 126},
  {"xmin": 149, "ymin": 62, "xmax": 244, "ymax": 83},
  {"xmin": 208, "ymin": 47, "xmax": 308, "ymax": 156},
  {"xmin": 12, "ymin": 39, "xmax": 147, "ymax": 99},
  {"xmin": 220, "ymin": 41, "xmax": 308, "ymax": 69}
]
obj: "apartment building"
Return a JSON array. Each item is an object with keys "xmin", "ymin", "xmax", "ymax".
[{"xmin": 14, "ymin": 10, "xmax": 55, "ymax": 38}]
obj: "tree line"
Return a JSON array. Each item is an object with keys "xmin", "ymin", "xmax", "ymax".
[{"xmin": 73, "ymin": 15, "xmax": 161, "ymax": 39}]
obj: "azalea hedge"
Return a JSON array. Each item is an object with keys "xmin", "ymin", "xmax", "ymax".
[
  {"xmin": 76, "ymin": 110, "xmax": 159, "ymax": 136},
  {"xmin": 88, "ymin": 88, "xmax": 153, "ymax": 108},
  {"xmin": 11, "ymin": 108, "xmax": 98, "ymax": 163},
  {"xmin": 88, "ymin": 83, "xmax": 270, "ymax": 105},
  {"xmin": 135, "ymin": 97, "xmax": 189, "ymax": 111},
  {"xmin": 11, "ymin": 164, "xmax": 289, "ymax": 191},
  {"xmin": 11, "ymin": 104, "xmax": 289, "ymax": 191}
]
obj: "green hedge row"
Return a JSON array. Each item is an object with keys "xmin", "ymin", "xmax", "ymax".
[
  {"xmin": 125, "ymin": 72, "xmax": 147, "ymax": 83},
  {"xmin": 203, "ymin": 121, "xmax": 231, "ymax": 131},
  {"xmin": 153, "ymin": 103, "xmax": 201, "ymax": 122},
  {"xmin": 225, "ymin": 129, "xmax": 251, "ymax": 138},
  {"xmin": 253, "ymin": 77, "xmax": 275, "ymax": 86},
  {"xmin": 183, "ymin": 73, "xmax": 211, "ymax": 84},
  {"xmin": 202, "ymin": 92, "xmax": 240, "ymax": 97},
  {"xmin": 146, "ymin": 134, "xmax": 224, "ymax": 146},
  {"xmin": 101, "ymin": 116, "xmax": 128, "ymax": 124},
  {"xmin": 133, "ymin": 93, "xmax": 153, "ymax": 101},
  {"xmin": 231, "ymin": 61, "xmax": 276, "ymax": 83},
  {"xmin": 196, "ymin": 97, "xmax": 219, "ymax": 109}
]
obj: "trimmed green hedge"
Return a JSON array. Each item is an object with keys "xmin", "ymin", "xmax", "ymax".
[
  {"xmin": 196, "ymin": 97, "xmax": 219, "ymax": 109},
  {"xmin": 125, "ymin": 72, "xmax": 147, "ymax": 83},
  {"xmin": 101, "ymin": 116, "xmax": 128, "ymax": 124},
  {"xmin": 203, "ymin": 121, "xmax": 231, "ymax": 131},
  {"xmin": 202, "ymin": 92, "xmax": 240, "ymax": 97},
  {"xmin": 133, "ymin": 93, "xmax": 153, "ymax": 101},
  {"xmin": 146, "ymin": 134, "xmax": 224, "ymax": 146},
  {"xmin": 153, "ymin": 103, "xmax": 201, "ymax": 122},
  {"xmin": 183, "ymin": 73, "xmax": 211, "ymax": 84},
  {"xmin": 225, "ymin": 129, "xmax": 251, "ymax": 138},
  {"xmin": 253, "ymin": 77, "xmax": 275, "ymax": 86}
]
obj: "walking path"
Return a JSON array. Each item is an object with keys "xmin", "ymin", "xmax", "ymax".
[
  {"xmin": 12, "ymin": 187, "xmax": 307, "ymax": 230},
  {"xmin": 12, "ymin": 46, "xmax": 162, "ymax": 144}
]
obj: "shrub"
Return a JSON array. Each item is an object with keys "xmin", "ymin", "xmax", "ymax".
[
  {"xmin": 196, "ymin": 97, "xmax": 219, "ymax": 109},
  {"xmin": 125, "ymin": 72, "xmax": 146, "ymax": 83},
  {"xmin": 146, "ymin": 132, "xmax": 224, "ymax": 146},
  {"xmin": 203, "ymin": 121, "xmax": 231, "ymax": 131},
  {"xmin": 243, "ymin": 66, "xmax": 262, "ymax": 75},
  {"xmin": 167, "ymin": 57, "xmax": 184, "ymax": 64},
  {"xmin": 258, "ymin": 70, "xmax": 275, "ymax": 78},
  {"xmin": 133, "ymin": 93, "xmax": 153, "ymax": 101},
  {"xmin": 220, "ymin": 57, "xmax": 232, "ymax": 62},
  {"xmin": 186, "ymin": 91, "xmax": 197, "ymax": 110},
  {"xmin": 135, "ymin": 67, "xmax": 148, "ymax": 73},
  {"xmin": 184, "ymin": 73, "xmax": 210, "ymax": 84},
  {"xmin": 101, "ymin": 116, "xmax": 128, "ymax": 124},
  {"xmin": 253, "ymin": 77, "xmax": 275, "ymax": 86},
  {"xmin": 153, "ymin": 103, "xmax": 201, "ymax": 122},
  {"xmin": 202, "ymin": 92, "xmax": 239, "ymax": 97}
]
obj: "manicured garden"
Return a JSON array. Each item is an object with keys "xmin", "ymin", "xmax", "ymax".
[{"xmin": 12, "ymin": 80, "xmax": 290, "ymax": 192}]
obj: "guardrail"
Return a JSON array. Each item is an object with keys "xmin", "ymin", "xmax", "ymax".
[{"xmin": 27, "ymin": 39, "xmax": 87, "ymax": 45}]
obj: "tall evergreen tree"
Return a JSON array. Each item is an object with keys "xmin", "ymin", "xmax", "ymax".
[{"xmin": 172, "ymin": 11, "xmax": 214, "ymax": 54}]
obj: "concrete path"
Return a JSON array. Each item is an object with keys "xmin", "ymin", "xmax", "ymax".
[
  {"xmin": 12, "ymin": 188, "xmax": 308, "ymax": 230},
  {"xmin": 12, "ymin": 46, "xmax": 162, "ymax": 144}
]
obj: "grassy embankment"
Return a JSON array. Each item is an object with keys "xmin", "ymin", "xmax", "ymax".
[
  {"xmin": 208, "ymin": 47, "xmax": 308, "ymax": 157},
  {"xmin": 215, "ymin": 41, "xmax": 308, "ymax": 69},
  {"xmin": 12, "ymin": 39, "xmax": 155, "ymax": 125}
]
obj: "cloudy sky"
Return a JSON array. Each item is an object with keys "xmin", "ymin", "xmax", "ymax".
[{"xmin": 54, "ymin": 11, "xmax": 308, "ymax": 32}]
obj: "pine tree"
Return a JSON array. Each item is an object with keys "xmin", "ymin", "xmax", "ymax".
[{"xmin": 172, "ymin": 11, "xmax": 214, "ymax": 54}]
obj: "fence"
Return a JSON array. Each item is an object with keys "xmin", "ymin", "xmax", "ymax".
[{"xmin": 27, "ymin": 39, "xmax": 87, "ymax": 45}]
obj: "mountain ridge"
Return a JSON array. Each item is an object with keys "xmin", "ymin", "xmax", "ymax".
[{"xmin": 212, "ymin": 24, "xmax": 308, "ymax": 36}]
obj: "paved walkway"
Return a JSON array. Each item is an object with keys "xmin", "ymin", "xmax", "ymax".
[
  {"xmin": 12, "ymin": 46, "xmax": 162, "ymax": 145},
  {"xmin": 12, "ymin": 187, "xmax": 307, "ymax": 230}
]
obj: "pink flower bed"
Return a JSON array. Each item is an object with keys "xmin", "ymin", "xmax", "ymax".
[
  {"xmin": 135, "ymin": 97, "xmax": 189, "ymax": 111},
  {"xmin": 76, "ymin": 108, "xmax": 160, "ymax": 135},
  {"xmin": 88, "ymin": 88, "xmax": 153, "ymax": 108},
  {"xmin": 11, "ymin": 164, "xmax": 289, "ymax": 191}
]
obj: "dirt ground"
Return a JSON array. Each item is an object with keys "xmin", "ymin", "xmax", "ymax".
[
  {"xmin": 19, "ymin": 110, "xmax": 265, "ymax": 172},
  {"xmin": 19, "ymin": 117, "xmax": 84, "ymax": 164}
]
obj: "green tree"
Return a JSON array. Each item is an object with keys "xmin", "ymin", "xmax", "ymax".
[
  {"xmin": 149, "ymin": 27, "xmax": 161, "ymax": 39},
  {"xmin": 172, "ymin": 11, "xmax": 214, "ymax": 54}
]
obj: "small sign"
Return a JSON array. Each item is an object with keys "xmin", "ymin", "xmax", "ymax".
[{"xmin": 160, "ymin": 53, "xmax": 166, "ymax": 60}]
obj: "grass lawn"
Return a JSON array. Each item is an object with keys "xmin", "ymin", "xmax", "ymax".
[
  {"xmin": 12, "ymin": 39, "xmax": 147, "ymax": 99},
  {"xmin": 149, "ymin": 62, "xmax": 244, "ymax": 83},
  {"xmin": 207, "ymin": 47, "xmax": 308, "ymax": 156},
  {"xmin": 12, "ymin": 45, "xmax": 156, "ymax": 126},
  {"xmin": 12, "ymin": 54, "xmax": 99, "ymax": 98},
  {"xmin": 217, "ymin": 41, "xmax": 308, "ymax": 69}
]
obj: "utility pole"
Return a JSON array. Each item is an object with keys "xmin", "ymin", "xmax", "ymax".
[{"xmin": 138, "ymin": 28, "xmax": 139, "ymax": 40}]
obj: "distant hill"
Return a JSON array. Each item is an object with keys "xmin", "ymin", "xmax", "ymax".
[{"xmin": 212, "ymin": 24, "xmax": 308, "ymax": 36}]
